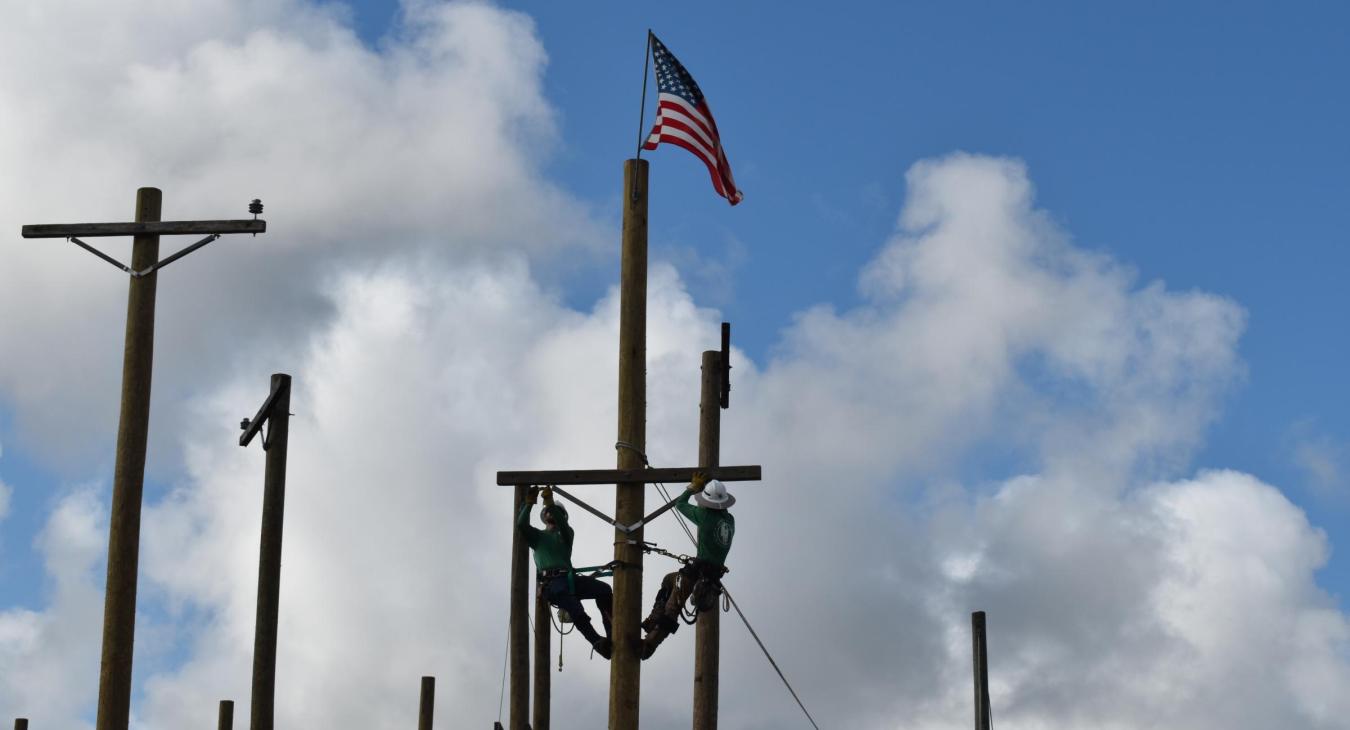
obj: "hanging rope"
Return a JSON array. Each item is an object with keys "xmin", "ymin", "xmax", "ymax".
[
  {"xmin": 654, "ymin": 473, "xmax": 823, "ymax": 729},
  {"xmin": 613, "ymin": 440, "xmax": 823, "ymax": 727}
]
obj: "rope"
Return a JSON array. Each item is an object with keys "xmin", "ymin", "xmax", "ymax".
[
  {"xmin": 614, "ymin": 441, "xmax": 823, "ymax": 727},
  {"xmin": 723, "ymin": 586, "xmax": 822, "ymax": 730},
  {"xmin": 653, "ymin": 479, "xmax": 822, "ymax": 729}
]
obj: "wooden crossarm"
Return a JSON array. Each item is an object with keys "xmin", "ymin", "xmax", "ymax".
[
  {"xmin": 21, "ymin": 220, "xmax": 266, "ymax": 238},
  {"xmin": 496, "ymin": 465, "xmax": 760, "ymax": 486}
]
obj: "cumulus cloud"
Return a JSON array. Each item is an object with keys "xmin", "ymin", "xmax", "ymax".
[
  {"xmin": 0, "ymin": 0, "xmax": 603, "ymax": 470},
  {"xmin": 0, "ymin": 489, "xmax": 105, "ymax": 729},
  {"xmin": 2, "ymin": 2, "xmax": 1348, "ymax": 729},
  {"xmin": 123, "ymin": 153, "xmax": 1344, "ymax": 730}
]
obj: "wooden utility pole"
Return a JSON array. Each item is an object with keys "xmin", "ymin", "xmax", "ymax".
[
  {"xmin": 218, "ymin": 700, "xmax": 235, "ymax": 730},
  {"xmin": 611, "ymin": 157, "xmax": 649, "ymax": 729},
  {"xmin": 692, "ymin": 350, "xmax": 722, "ymax": 729},
  {"xmin": 972, "ymin": 611, "xmax": 991, "ymax": 730},
  {"xmin": 98, "ymin": 187, "xmax": 160, "ymax": 730},
  {"xmin": 508, "ymin": 484, "xmax": 530, "ymax": 730},
  {"xmin": 240, "ymin": 374, "xmax": 292, "ymax": 730},
  {"xmin": 496, "ymin": 170, "xmax": 757, "ymax": 726},
  {"xmin": 21, "ymin": 190, "xmax": 265, "ymax": 730},
  {"xmin": 533, "ymin": 588, "xmax": 552, "ymax": 730},
  {"xmin": 418, "ymin": 676, "xmax": 435, "ymax": 730},
  {"xmin": 15, "ymin": 719, "xmax": 29, "ymax": 730}
]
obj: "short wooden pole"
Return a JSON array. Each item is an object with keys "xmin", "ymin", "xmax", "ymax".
[
  {"xmin": 418, "ymin": 676, "xmax": 435, "ymax": 730},
  {"xmin": 217, "ymin": 700, "xmax": 234, "ymax": 730},
  {"xmin": 508, "ymin": 484, "xmax": 530, "ymax": 730},
  {"xmin": 972, "ymin": 611, "xmax": 990, "ymax": 730},
  {"xmin": 692, "ymin": 350, "xmax": 723, "ymax": 730},
  {"xmin": 532, "ymin": 587, "xmax": 551, "ymax": 730},
  {"xmin": 609, "ymin": 158, "xmax": 649, "ymax": 730},
  {"xmin": 249, "ymin": 374, "xmax": 291, "ymax": 730},
  {"xmin": 95, "ymin": 187, "xmax": 162, "ymax": 730},
  {"xmin": 15, "ymin": 719, "xmax": 30, "ymax": 730}
]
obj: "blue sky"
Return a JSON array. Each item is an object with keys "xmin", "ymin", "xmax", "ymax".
[
  {"xmin": 342, "ymin": 0, "xmax": 1350, "ymax": 589},
  {"xmin": 1, "ymin": 1, "xmax": 1348, "ymax": 727}
]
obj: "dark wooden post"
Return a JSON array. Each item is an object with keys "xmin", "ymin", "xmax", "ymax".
[
  {"xmin": 972, "ymin": 611, "xmax": 991, "ymax": 730},
  {"xmin": 15, "ymin": 719, "xmax": 29, "ymax": 730},
  {"xmin": 533, "ymin": 587, "xmax": 551, "ymax": 730},
  {"xmin": 217, "ymin": 700, "xmax": 234, "ymax": 730},
  {"xmin": 418, "ymin": 676, "xmax": 435, "ymax": 730},
  {"xmin": 692, "ymin": 350, "xmax": 722, "ymax": 729},
  {"xmin": 95, "ymin": 187, "xmax": 161, "ymax": 730},
  {"xmin": 508, "ymin": 484, "xmax": 530, "ymax": 730},
  {"xmin": 610, "ymin": 158, "xmax": 648, "ymax": 730},
  {"xmin": 248, "ymin": 374, "xmax": 291, "ymax": 730}
]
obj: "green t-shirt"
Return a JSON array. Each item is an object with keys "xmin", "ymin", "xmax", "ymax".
[
  {"xmin": 517, "ymin": 503, "xmax": 574, "ymax": 572},
  {"xmin": 675, "ymin": 492, "xmax": 735, "ymax": 566}
]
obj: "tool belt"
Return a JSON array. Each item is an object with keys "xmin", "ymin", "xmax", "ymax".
[{"xmin": 537, "ymin": 567, "xmax": 577, "ymax": 598}]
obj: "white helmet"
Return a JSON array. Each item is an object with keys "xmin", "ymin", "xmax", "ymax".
[{"xmin": 695, "ymin": 479, "xmax": 735, "ymax": 509}]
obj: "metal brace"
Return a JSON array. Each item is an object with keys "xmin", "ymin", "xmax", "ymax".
[{"xmin": 69, "ymin": 233, "xmax": 222, "ymax": 278}]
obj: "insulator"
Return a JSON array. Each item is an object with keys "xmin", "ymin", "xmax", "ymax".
[{"xmin": 249, "ymin": 199, "xmax": 264, "ymax": 215}]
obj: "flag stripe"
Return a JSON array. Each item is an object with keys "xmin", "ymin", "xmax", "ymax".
[
  {"xmin": 662, "ymin": 136, "xmax": 735, "ymax": 198},
  {"xmin": 642, "ymin": 34, "xmax": 742, "ymax": 206},
  {"xmin": 647, "ymin": 118, "xmax": 717, "ymax": 159},
  {"xmin": 655, "ymin": 96, "xmax": 717, "ymax": 147}
]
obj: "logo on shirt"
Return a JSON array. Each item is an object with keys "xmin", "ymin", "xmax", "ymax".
[{"xmin": 716, "ymin": 520, "xmax": 734, "ymax": 548}]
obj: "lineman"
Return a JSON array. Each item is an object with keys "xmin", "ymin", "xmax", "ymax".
[
  {"xmin": 640, "ymin": 472, "xmax": 735, "ymax": 659},
  {"xmin": 517, "ymin": 486, "xmax": 613, "ymax": 659}
]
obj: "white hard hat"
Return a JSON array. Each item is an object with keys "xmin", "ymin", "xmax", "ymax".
[{"xmin": 695, "ymin": 479, "xmax": 735, "ymax": 509}]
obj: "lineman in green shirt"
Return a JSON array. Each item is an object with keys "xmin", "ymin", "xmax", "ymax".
[
  {"xmin": 640, "ymin": 472, "xmax": 735, "ymax": 659},
  {"xmin": 517, "ymin": 486, "xmax": 613, "ymax": 659}
]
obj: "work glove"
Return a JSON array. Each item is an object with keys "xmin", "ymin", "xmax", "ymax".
[
  {"xmin": 527, "ymin": 486, "xmax": 540, "ymax": 504},
  {"xmin": 688, "ymin": 472, "xmax": 709, "ymax": 492},
  {"xmin": 542, "ymin": 486, "xmax": 555, "ymax": 506}
]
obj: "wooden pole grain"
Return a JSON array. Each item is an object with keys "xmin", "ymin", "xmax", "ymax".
[
  {"xmin": 692, "ymin": 350, "xmax": 723, "ymax": 730},
  {"xmin": 95, "ymin": 187, "xmax": 161, "ymax": 730},
  {"xmin": 609, "ymin": 158, "xmax": 649, "ymax": 730}
]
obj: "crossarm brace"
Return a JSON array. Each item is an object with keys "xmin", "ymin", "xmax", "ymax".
[
  {"xmin": 548, "ymin": 487, "xmax": 638, "ymax": 533},
  {"xmin": 70, "ymin": 233, "xmax": 221, "ymax": 278},
  {"xmin": 548, "ymin": 486, "xmax": 697, "ymax": 534}
]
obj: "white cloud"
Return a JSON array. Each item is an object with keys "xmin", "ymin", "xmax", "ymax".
[
  {"xmin": 1, "ymin": 2, "xmax": 1347, "ymax": 729},
  {"xmin": 1293, "ymin": 436, "xmax": 1345, "ymax": 498},
  {"xmin": 0, "ymin": 0, "xmax": 603, "ymax": 471},
  {"xmin": 0, "ymin": 488, "xmax": 105, "ymax": 729}
]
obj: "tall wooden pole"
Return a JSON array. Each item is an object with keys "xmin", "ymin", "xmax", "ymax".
[
  {"xmin": 418, "ymin": 676, "xmax": 435, "ymax": 730},
  {"xmin": 508, "ymin": 484, "xmax": 530, "ymax": 730},
  {"xmin": 972, "ymin": 611, "xmax": 990, "ymax": 730},
  {"xmin": 610, "ymin": 158, "xmax": 649, "ymax": 729},
  {"xmin": 533, "ymin": 588, "xmax": 552, "ymax": 730},
  {"xmin": 15, "ymin": 719, "xmax": 29, "ymax": 730},
  {"xmin": 692, "ymin": 351, "xmax": 722, "ymax": 729},
  {"xmin": 95, "ymin": 187, "xmax": 161, "ymax": 730},
  {"xmin": 250, "ymin": 374, "xmax": 291, "ymax": 730},
  {"xmin": 218, "ymin": 700, "xmax": 234, "ymax": 730}
]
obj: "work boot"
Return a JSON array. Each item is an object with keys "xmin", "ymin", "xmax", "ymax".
[
  {"xmin": 641, "ymin": 627, "xmax": 669, "ymax": 660},
  {"xmin": 591, "ymin": 637, "xmax": 612, "ymax": 660}
]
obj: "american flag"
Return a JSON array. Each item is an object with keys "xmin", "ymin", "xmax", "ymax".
[{"xmin": 643, "ymin": 34, "xmax": 743, "ymax": 205}]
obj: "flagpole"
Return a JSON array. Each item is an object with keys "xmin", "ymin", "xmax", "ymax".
[{"xmin": 634, "ymin": 29, "xmax": 653, "ymax": 161}]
